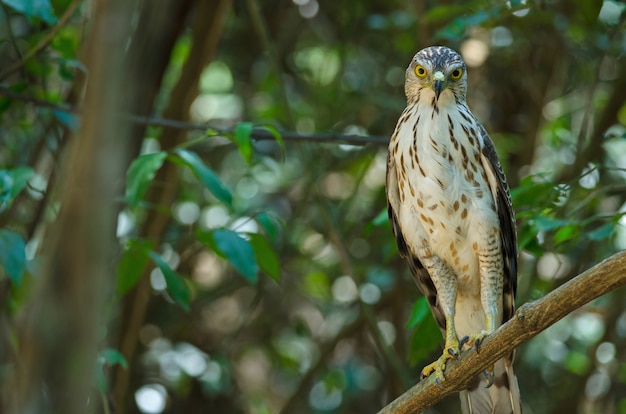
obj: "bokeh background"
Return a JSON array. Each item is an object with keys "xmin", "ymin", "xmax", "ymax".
[{"xmin": 0, "ymin": 0, "xmax": 625, "ymax": 413}]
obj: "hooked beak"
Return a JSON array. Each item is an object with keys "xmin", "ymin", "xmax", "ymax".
[
  {"xmin": 434, "ymin": 79, "xmax": 444, "ymax": 100},
  {"xmin": 432, "ymin": 70, "xmax": 446, "ymax": 100}
]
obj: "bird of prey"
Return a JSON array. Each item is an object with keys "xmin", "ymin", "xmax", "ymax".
[{"xmin": 386, "ymin": 46, "xmax": 522, "ymax": 413}]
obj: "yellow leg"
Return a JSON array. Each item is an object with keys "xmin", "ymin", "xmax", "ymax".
[{"xmin": 421, "ymin": 315, "xmax": 461, "ymax": 385}]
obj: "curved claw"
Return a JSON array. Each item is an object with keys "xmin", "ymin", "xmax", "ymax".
[
  {"xmin": 435, "ymin": 376, "xmax": 446, "ymax": 390},
  {"xmin": 458, "ymin": 335, "xmax": 470, "ymax": 351},
  {"xmin": 446, "ymin": 346, "xmax": 460, "ymax": 360},
  {"xmin": 483, "ymin": 366, "xmax": 495, "ymax": 388},
  {"xmin": 465, "ymin": 331, "xmax": 489, "ymax": 354},
  {"xmin": 474, "ymin": 337, "xmax": 483, "ymax": 353}
]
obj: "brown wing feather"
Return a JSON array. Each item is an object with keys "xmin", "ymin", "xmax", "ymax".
[
  {"xmin": 386, "ymin": 151, "xmax": 446, "ymax": 332},
  {"xmin": 478, "ymin": 124, "xmax": 518, "ymax": 323},
  {"xmin": 462, "ymin": 127, "xmax": 522, "ymax": 414}
]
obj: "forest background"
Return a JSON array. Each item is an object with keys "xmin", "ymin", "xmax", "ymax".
[{"xmin": 0, "ymin": 0, "xmax": 625, "ymax": 413}]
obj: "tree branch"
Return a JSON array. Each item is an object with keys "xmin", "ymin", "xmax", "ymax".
[
  {"xmin": 12, "ymin": 0, "xmax": 137, "ymax": 411},
  {"xmin": 110, "ymin": 1, "xmax": 197, "ymax": 410},
  {"xmin": 0, "ymin": 87, "xmax": 390, "ymax": 146},
  {"xmin": 130, "ymin": 114, "xmax": 390, "ymax": 145},
  {"xmin": 378, "ymin": 250, "xmax": 626, "ymax": 414}
]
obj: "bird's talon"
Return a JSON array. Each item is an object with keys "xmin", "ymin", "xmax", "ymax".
[
  {"xmin": 483, "ymin": 366, "xmax": 495, "ymax": 388},
  {"xmin": 466, "ymin": 331, "xmax": 489, "ymax": 354},
  {"xmin": 421, "ymin": 317, "xmax": 459, "ymax": 386},
  {"xmin": 447, "ymin": 347, "xmax": 459, "ymax": 360},
  {"xmin": 435, "ymin": 376, "xmax": 445, "ymax": 389},
  {"xmin": 421, "ymin": 350, "xmax": 453, "ymax": 386},
  {"xmin": 459, "ymin": 335, "xmax": 470, "ymax": 350}
]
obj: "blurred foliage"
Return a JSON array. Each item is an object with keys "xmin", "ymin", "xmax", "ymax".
[{"xmin": 0, "ymin": 0, "xmax": 626, "ymax": 413}]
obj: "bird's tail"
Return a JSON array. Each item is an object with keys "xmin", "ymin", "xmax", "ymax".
[{"xmin": 459, "ymin": 357, "xmax": 521, "ymax": 414}]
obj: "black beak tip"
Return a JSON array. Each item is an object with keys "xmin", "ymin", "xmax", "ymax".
[{"xmin": 434, "ymin": 80, "xmax": 444, "ymax": 100}]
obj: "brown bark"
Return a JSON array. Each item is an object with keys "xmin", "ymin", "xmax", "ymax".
[{"xmin": 11, "ymin": 0, "xmax": 138, "ymax": 412}]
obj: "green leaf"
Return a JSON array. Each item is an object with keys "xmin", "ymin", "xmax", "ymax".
[
  {"xmin": 511, "ymin": 175, "xmax": 557, "ymax": 206},
  {"xmin": 199, "ymin": 229, "xmax": 258, "ymax": 284},
  {"xmin": 0, "ymin": 167, "xmax": 34, "ymax": 210},
  {"xmin": 408, "ymin": 314, "xmax": 442, "ymax": 366},
  {"xmin": 255, "ymin": 211, "xmax": 281, "ymax": 242},
  {"xmin": 365, "ymin": 208, "xmax": 390, "ymax": 235},
  {"xmin": 434, "ymin": 8, "xmax": 497, "ymax": 40},
  {"xmin": 125, "ymin": 152, "xmax": 167, "ymax": 209},
  {"xmin": 99, "ymin": 348, "xmax": 128, "ymax": 369},
  {"xmin": 259, "ymin": 124, "xmax": 285, "ymax": 157},
  {"xmin": 517, "ymin": 221, "xmax": 538, "ymax": 251},
  {"xmin": 247, "ymin": 233, "xmax": 280, "ymax": 282},
  {"xmin": 372, "ymin": 209, "xmax": 389, "ymax": 226},
  {"xmin": 564, "ymin": 350, "xmax": 591, "ymax": 375},
  {"xmin": 533, "ymin": 216, "xmax": 568, "ymax": 231},
  {"xmin": 435, "ymin": 18, "xmax": 466, "ymax": 40},
  {"xmin": 51, "ymin": 27, "xmax": 81, "ymax": 59},
  {"xmin": 96, "ymin": 347, "xmax": 128, "ymax": 393},
  {"xmin": 424, "ymin": 5, "xmax": 467, "ymax": 23},
  {"xmin": 407, "ymin": 297, "xmax": 442, "ymax": 365},
  {"xmin": 553, "ymin": 224, "xmax": 580, "ymax": 244},
  {"xmin": 406, "ymin": 296, "xmax": 431, "ymax": 329},
  {"xmin": 149, "ymin": 251, "xmax": 191, "ymax": 311},
  {"xmin": 116, "ymin": 239, "xmax": 152, "ymax": 295},
  {"xmin": 234, "ymin": 122, "xmax": 254, "ymax": 163},
  {"xmin": 53, "ymin": 110, "xmax": 80, "ymax": 130},
  {"xmin": 0, "ymin": 229, "xmax": 26, "ymax": 286},
  {"xmin": 8, "ymin": 167, "xmax": 34, "ymax": 199},
  {"xmin": 587, "ymin": 223, "xmax": 615, "ymax": 241},
  {"xmin": 174, "ymin": 149, "xmax": 232, "ymax": 207},
  {"xmin": 3, "ymin": 0, "xmax": 58, "ymax": 24},
  {"xmin": 464, "ymin": 10, "xmax": 491, "ymax": 25},
  {"xmin": 303, "ymin": 271, "xmax": 330, "ymax": 300},
  {"xmin": 522, "ymin": 237, "xmax": 543, "ymax": 257}
]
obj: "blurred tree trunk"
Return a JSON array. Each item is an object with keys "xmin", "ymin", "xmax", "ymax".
[
  {"xmin": 11, "ymin": 0, "xmax": 138, "ymax": 413},
  {"xmin": 112, "ymin": 1, "xmax": 233, "ymax": 412}
]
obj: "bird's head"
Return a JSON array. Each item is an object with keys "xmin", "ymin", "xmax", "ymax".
[{"xmin": 404, "ymin": 46, "xmax": 467, "ymax": 104}]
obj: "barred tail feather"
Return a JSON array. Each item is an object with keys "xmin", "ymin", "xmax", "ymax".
[{"xmin": 459, "ymin": 358, "xmax": 521, "ymax": 414}]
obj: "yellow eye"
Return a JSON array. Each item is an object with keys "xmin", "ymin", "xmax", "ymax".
[
  {"xmin": 450, "ymin": 68, "xmax": 463, "ymax": 81},
  {"xmin": 415, "ymin": 65, "xmax": 427, "ymax": 78}
]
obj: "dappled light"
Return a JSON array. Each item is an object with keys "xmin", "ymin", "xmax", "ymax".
[{"xmin": 0, "ymin": 1, "xmax": 625, "ymax": 413}]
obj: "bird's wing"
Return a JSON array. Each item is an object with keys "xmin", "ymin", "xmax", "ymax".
[
  {"xmin": 386, "ymin": 151, "xmax": 446, "ymax": 332},
  {"xmin": 478, "ymin": 125, "xmax": 518, "ymax": 323},
  {"xmin": 459, "ymin": 125, "xmax": 522, "ymax": 414}
]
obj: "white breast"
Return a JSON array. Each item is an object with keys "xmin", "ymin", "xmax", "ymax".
[{"xmin": 391, "ymin": 101, "xmax": 499, "ymax": 294}]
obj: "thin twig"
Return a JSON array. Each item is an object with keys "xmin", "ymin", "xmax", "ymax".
[
  {"xmin": 0, "ymin": 86, "xmax": 390, "ymax": 146},
  {"xmin": 1, "ymin": 3, "xmax": 25, "ymax": 61},
  {"xmin": 246, "ymin": 0, "xmax": 294, "ymax": 127},
  {"xmin": 0, "ymin": 86, "xmax": 74, "ymax": 111},
  {"xmin": 132, "ymin": 114, "xmax": 389, "ymax": 145},
  {"xmin": 378, "ymin": 250, "xmax": 626, "ymax": 413}
]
